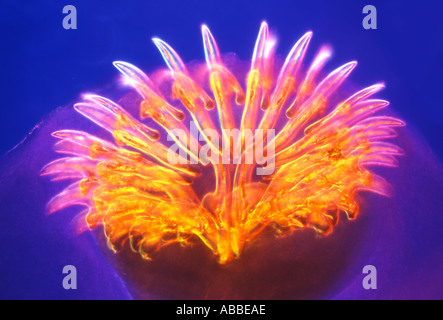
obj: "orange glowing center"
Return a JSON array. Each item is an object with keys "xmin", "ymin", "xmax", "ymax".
[{"xmin": 42, "ymin": 22, "xmax": 404, "ymax": 264}]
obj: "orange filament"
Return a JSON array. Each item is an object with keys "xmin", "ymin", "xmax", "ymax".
[{"xmin": 42, "ymin": 22, "xmax": 405, "ymax": 264}]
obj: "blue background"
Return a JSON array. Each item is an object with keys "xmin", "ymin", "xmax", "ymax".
[
  {"xmin": 0, "ymin": 0, "xmax": 442, "ymax": 300},
  {"xmin": 1, "ymin": 0, "xmax": 442, "ymax": 159}
]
